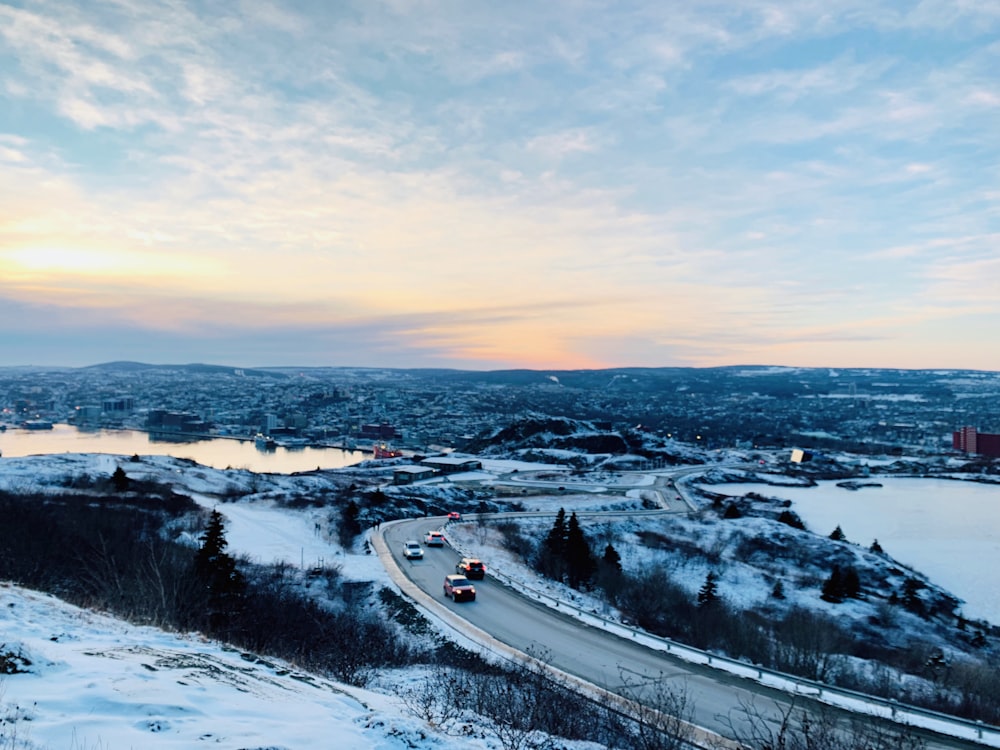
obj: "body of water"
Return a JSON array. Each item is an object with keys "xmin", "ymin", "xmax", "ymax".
[
  {"xmin": 703, "ymin": 477, "xmax": 1000, "ymax": 625},
  {"xmin": 0, "ymin": 424, "xmax": 367, "ymax": 474}
]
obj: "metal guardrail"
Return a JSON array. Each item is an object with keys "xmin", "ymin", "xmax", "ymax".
[
  {"xmin": 374, "ymin": 519, "xmax": 734, "ymax": 750},
  {"xmin": 446, "ymin": 515, "xmax": 1000, "ymax": 749}
]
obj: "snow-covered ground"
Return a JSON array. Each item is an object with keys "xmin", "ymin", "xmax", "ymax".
[
  {"xmin": 1, "ymin": 450, "xmax": 997, "ymax": 749},
  {"xmin": 1, "ymin": 583, "xmax": 482, "ymax": 750},
  {"xmin": 0, "ymin": 452, "xmax": 606, "ymax": 750},
  {"xmin": 701, "ymin": 477, "xmax": 1000, "ymax": 624}
]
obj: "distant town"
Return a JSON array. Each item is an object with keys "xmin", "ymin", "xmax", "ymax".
[{"xmin": 2, "ymin": 362, "xmax": 1000, "ymax": 459}]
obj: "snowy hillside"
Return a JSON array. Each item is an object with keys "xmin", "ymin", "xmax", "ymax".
[
  {"xmin": 1, "ymin": 445, "xmax": 998, "ymax": 748},
  {"xmin": 1, "ymin": 583, "xmax": 485, "ymax": 750}
]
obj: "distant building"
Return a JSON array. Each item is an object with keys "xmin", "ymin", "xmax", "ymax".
[
  {"xmin": 953, "ymin": 426, "xmax": 1000, "ymax": 458},
  {"xmin": 360, "ymin": 422, "xmax": 398, "ymax": 440},
  {"xmin": 146, "ymin": 409, "xmax": 209, "ymax": 434},
  {"xmin": 74, "ymin": 405, "xmax": 103, "ymax": 423},
  {"xmin": 393, "ymin": 466, "xmax": 437, "ymax": 485},
  {"xmin": 102, "ymin": 396, "xmax": 134, "ymax": 414},
  {"xmin": 420, "ymin": 456, "xmax": 482, "ymax": 474}
]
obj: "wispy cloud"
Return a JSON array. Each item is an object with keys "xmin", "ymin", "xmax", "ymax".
[{"xmin": 0, "ymin": 0, "xmax": 996, "ymax": 369}]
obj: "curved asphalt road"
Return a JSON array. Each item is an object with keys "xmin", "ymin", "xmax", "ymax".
[{"xmin": 380, "ymin": 511, "xmax": 991, "ymax": 750}]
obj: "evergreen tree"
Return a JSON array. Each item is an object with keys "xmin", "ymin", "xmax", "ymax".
[
  {"xmin": 194, "ymin": 509, "xmax": 246, "ymax": 631},
  {"xmin": 821, "ymin": 565, "xmax": 845, "ymax": 603},
  {"xmin": 602, "ymin": 543, "xmax": 622, "ymax": 573},
  {"xmin": 537, "ymin": 508, "xmax": 568, "ymax": 582},
  {"xmin": 545, "ymin": 508, "xmax": 567, "ymax": 556},
  {"xmin": 723, "ymin": 502, "xmax": 741, "ymax": 519},
  {"xmin": 870, "ymin": 538, "xmax": 884, "ymax": 554},
  {"xmin": 842, "ymin": 566, "xmax": 862, "ymax": 599},
  {"xmin": 112, "ymin": 466, "xmax": 129, "ymax": 492},
  {"xmin": 565, "ymin": 512, "xmax": 595, "ymax": 589},
  {"xmin": 829, "ymin": 525, "xmax": 846, "ymax": 542},
  {"xmin": 777, "ymin": 510, "xmax": 806, "ymax": 529},
  {"xmin": 697, "ymin": 571, "xmax": 719, "ymax": 607},
  {"xmin": 595, "ymin": 542, "xmax": 624, "ymax": 599},
  {"xmin": 771, "ymin": 579, "xmax": 786, "ymax": 600},
  {"xmin": 339, "ymin": 499, "xmax": 362, "ymax": 545}
]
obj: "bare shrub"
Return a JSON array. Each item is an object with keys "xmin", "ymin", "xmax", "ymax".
[
  {"xmin": 770, "ymin": 607, "xmax": 849, "ymax": 682},
  {"xmin": 720, "ymin": 696, "xmax": 927, "ymax": 750},
  {"xmin": 944, "ymin": 658, "xmax": 1000, "ymax": 725},
  {"xmin": 615, "ymin": 669, "xmax": 694, "ymax": 750}
]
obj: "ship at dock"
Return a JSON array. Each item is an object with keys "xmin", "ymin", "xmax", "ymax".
[
  {"xmin": 254, "ymin": 433, "xmax": 277, "ymax": 451},
  {"xmin": 21, "ymin": 420, "xmax": 54, "ymax": 430},
  {"xmin": 372, "ymin": 443, "xmax": 403, "ymax": 459}
]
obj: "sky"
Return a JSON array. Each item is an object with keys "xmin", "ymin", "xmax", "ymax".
[{"xmin": 1, "ymin": 1, "xmax": 998, "ymax": 371}]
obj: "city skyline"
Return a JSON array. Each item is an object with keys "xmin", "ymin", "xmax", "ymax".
[{"xmin": 1, "ymin": 1, "xmax": 998, "ymax": 371}]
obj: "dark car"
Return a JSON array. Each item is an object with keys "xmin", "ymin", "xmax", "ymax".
[
  {"xmin": 456, "ymin": 557, "xmax": 485, "ymax": 580},
  {"xmin": 443, "ymin": 574, "xmax": 476, "ymax": 602}
]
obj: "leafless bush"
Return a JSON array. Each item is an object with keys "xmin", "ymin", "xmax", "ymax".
[
  {"xmin": 615, "ymin": 669, "xmax": 694, "ymax": 750},
  {"xmin": 940, "ymin": 658, "xmax": 1000, "ymax": 725},
  {"xmin": 770, "ymin": 608, "xmax": 850, "ymax": 682},
  {"xmin": 401, "ymin": 649, "xmax": 633, "ymax": 749},
  {"xmin": 0, "ymin": 681, "xmax": 34, "ymax": 750},
  {"xmin": 719, "ymin": 696, "xmax": 926, "ymax": 750}
]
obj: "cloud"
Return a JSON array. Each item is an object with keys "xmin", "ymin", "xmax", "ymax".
[
  {"xmin": 726, "ymin": 56, "xmax": 891, "ymax": 101},
  {"xmin": 0, "ymin": 1, "xmax": 996, "ymax": 370}
]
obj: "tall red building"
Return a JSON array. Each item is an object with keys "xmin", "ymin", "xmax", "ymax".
[{"xmin": 953, "ymin": 426, "xmax": 1000, "ymax": 458}]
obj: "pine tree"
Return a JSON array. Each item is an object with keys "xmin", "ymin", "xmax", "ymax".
[
  {"xmin": 870, "ymin": 538, "xmax": 884, "ymax": 554},
  {"xmin": 537, "ymin": 508, "xmax": 568, "ymax": 582},
  {"xmin": 843, "ymin": 566, "xmax": 862, "ymax": 599},
  {"xmin": 821, "ymin": 565, "xmax": 845, "ymax": 603},
  {"xmin": 697, "ymin": 571, "xmax": 719, "ymax": 607},
  {"xmin": 771, "ymin": 579, "xmax": 785, "ymax": 599},
  {"xmin": 545, "ymin": 508, "xmax": 567, "ymax": 556},
  {"xmin": 602, "ymin": 543, "xmax": 622, "ymax": 573},
  {"xmin": 829, "ymin": 525, "xmax": 846, "ymax": 542},
  {"xmin": 777, "ymin": 510, "xmax": 806, "ymax": 529},
  {"xmin": 565, "ymin": 512, "xmax": 595, "ymax": 590},
  {"xmin": 596, "ymin": 542, "xmax": 624, "ymax": 598},
  {"xmin": 194, "ymin": 509, "xmax": 246, "ymax": 631},
  {"xmin": 195, "ymin": 509, "xmax": 229, "ymax": 577},
  {"xmin": 340, "ymin": 499, "xmax": 362, "ymax": 541},
  {"xmin": 112, "ymin": 466, "xmax": 129, "ymax": 492},
  {"xmin": 723, "ymin": 502, "xmax": 742, "ymax": 519}
]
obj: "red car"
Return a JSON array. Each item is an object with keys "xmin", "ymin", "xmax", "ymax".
[
  {"xmin": 447, "ymin": 511, "xmax": 462, "ymax": 521},
  {"xmin": 443, "ymin": 574, "xmax": 476, "ymax": 602}
]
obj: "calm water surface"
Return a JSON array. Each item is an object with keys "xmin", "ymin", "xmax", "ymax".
[{"xmin": 0, "ymin": 424, "xmax": 367, "ymax": 473}]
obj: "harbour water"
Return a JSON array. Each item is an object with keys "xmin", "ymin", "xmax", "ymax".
[{"xmin": 0, "ymin": 424, "xmax": 367, "ymax": 474}]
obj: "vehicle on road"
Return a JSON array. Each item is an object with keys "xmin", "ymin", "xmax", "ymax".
[
  {"xmin": 402, "ymin": 540, "xmax": 424, "ymax": 559},
  {"xmin": 424, "ymin": 530, "xmax": 446, "ymax": 547},
  {"xmin": 455, "ymin": 557, "xmax": 485, "ymax": 579},
  {"xmin": 447, "ymin": 511, "xmax": 462, "ymax": 521},
  {"xmin": 443, "ymin": 574, "xmax": 476, "ymax": 602}
]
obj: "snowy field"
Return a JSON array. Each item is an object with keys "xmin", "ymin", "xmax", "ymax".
[
  {"xmin": 701, "ymin": 478, "xmax": 1000, "ymax": 624},
  {"xmin": 2, "ymin": 583, "xmax": 481, "ymax": 750},
  {"xmin": 0, "ymin": 452, "xmax": 611, "ymax": 750},
  {"xmin": 1, "ymin": 451, "xmax": 998, "ymax": 748}
]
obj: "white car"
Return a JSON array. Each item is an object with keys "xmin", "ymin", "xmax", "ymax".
[
  {"xmin": 424, "ymin": 530, "xmax": 446, "ymax": 547},
  {"xmin": 402, "ymin": 540, "xmax": 424, "ymax": 559}
]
